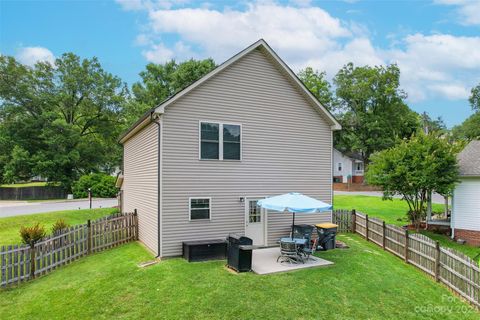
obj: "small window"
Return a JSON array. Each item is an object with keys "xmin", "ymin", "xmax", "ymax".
[
  {"xmin": 223, "ymin": 124, "xmax": 241, "ymax": 160},
  {"xmin": 200, "ymin": 123, "xmax": 219, "ymax": 159},
  {"xmin": 338, "ymin": 162, "xmax": 342, "ymax": 171},
  {"xmin": 190, "ymin": 198, "xmax": 211, "ymax": 220},
  {"xmin": 249, "ymin": 200, "xmax": 261, "ymax": 223},
  {"xmin": 356, "ymin": 163, "xmax": 362, "ymax": 171}
]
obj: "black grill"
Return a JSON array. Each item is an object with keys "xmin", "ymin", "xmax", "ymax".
[{"xmin": 227, "ymin": 234, "xmax": 253, "ymax": 272}]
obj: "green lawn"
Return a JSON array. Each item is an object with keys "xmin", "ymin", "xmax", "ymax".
[
  {"xmin": 334, "ymin": 195, "xmax": 480, "ymax": 262},
  {"xmin": 0, "ymin": 208, "xmax": 118, "ymax": 245},
  {"xmin": 0, "ymin": 182, "xmax": 49, "ymax": 188},
  {"xmin": 334, "ymin": 195, "xmax": 445, "ymax": 226},
  {"xmin": 0, "ymin": 234, "xmax": 476, "ymax": 319}
]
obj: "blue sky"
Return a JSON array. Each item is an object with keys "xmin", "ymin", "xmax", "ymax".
[{"xmin": 1, "ymin": 0, "xmax": 479, "ymax": 127}]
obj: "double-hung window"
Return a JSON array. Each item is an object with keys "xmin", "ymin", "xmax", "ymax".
[
  {"xmin": 200, "ymin": 121, "xmax": 241, "ymax": 160},
  {"xmin": 189, "ymin": 198, "xmax": 211, "ymax": 220}
]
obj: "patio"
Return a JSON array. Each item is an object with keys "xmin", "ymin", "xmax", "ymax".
[{"xmin": 251, "ymin": 247, "xmax": 333, "ymax": 275}]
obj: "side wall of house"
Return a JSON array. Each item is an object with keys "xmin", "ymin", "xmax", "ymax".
[
  {"xmin": 123, "ymin": 122, "xmax": 159, "ymax": 255},
  {"xmin": 161, "ymin": 48, "xmax": 333, "ymax": 257},
  {"xmin": 453, "ymin": 177, "xmax": 480, "ymax": 245},
  {"xmin": 333, "ymin": 150, "xmax": 352, "ymax": 182}
]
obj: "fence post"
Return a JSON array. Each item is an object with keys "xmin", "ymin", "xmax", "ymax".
[
  {"xmin": 434, "ymin": 241, "xmax": 440, "ymax": 282},
  {"xmin": 87, "ymin": 220, "xmax": 92, "ymax": 254},
  {"xmin": 351, "ymin": 209, "xmax": 356, "ymax": 233},
  {"xmin": 133, "ymin": 209, "xmax": 139, "ymax": 241},
  {"xmin": 365, "ymin": 214, "xmax": 369, "ymax": 241},
  {"xmin": 29, "ymin": 245, "xmax": 35, "ymax": 279},
  {"xmin": 382, "ymin": 221, "xmax": 386, "ymax": 250},
  {"xmin": 404, "ymin": 229, "xmax": 409, "ymax": 263}
]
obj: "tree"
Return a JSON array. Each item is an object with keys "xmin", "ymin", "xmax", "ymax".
[
  {"xmin": 0, "ymin": 54, "xmax": 127, "ymax": 189},
  {"xmin": 452, "ymin": 112, "xmax": 480, "ymax": 140},
  {"xmin": 333, "ymin": 63, "xmax": 419, "ymax": 164},
  {"xmin": 297, "ymin": 67, "xmax": 337, "ymax": 111},
  {"xmin": 470, "ymin": 83, "xmax": 480, "ymax": 112},
  {"xmin": 366, "ymin": 134, "xmax": 459, "ymax": 230},
  {"xmin": 419, "ymin": 112, "xmax": 447, "ymax": 135},
  {"xmin": 126, "ymin": 58, "xmax": 216, "ymax": 124},
  {"xmin": 2, "ymin": 146, "xmax": 33, "ymax": 183}
]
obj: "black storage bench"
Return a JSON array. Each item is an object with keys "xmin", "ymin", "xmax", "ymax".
[{"xmin": 182, "ymin": 239, "xmax": 227, "ymax": 262}]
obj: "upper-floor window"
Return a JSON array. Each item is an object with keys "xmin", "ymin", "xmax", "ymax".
[
  {"xmin": 338, "ymin": 162, "xmax": 342, "ymax": 171},
  {"xmin": 200, "ymin": 121, "xmax": 241, "ymax": 160}
]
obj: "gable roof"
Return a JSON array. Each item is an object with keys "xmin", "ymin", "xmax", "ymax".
[
  {"xmin": 119, "ymin": 39, "xmax": 341, "ymax": 143},
  {"xmin": 457, "ymin": 140, "xmax": 480, "ymax": 177},
  {"xmin": 334, "ymin": 148, "xmax": 363, "ymax": 162}
]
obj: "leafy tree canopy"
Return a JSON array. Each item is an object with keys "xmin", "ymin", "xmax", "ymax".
[
  {"xmin": 125, "ymin": 58, "xmax": 216, "ymax": 124},
  {"xmin": 470, "ymin": 83, "xmax": 480, "ymax": 112},
  {"xmin": 333, "ymin": 63, "xmax": 419, "ymax": 163},
  {"xmin": 297, "ymin": 67, "xmax": 337, "ymax": 112},
  {"xmin": 0, "ymin": 54, "xmax": 127, "ymax": 188},
  {"xmin": 366, "ymin": 134, "xmax": 459, "ymax": 230}
]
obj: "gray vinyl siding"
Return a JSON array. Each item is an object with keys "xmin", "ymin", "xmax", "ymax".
[
  {"xmin": 123, "ymin": 122, "xmax": 159, "ymax": 255},
  {"xmin": 161, "ymin": 48, "xmax": 332, "ymax": 257}
]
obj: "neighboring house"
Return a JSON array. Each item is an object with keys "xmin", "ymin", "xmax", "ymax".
[
  {"xmin": 332, "ymin": 149, "xmax": 364, "ymax": 184},
  {"xmin": 117, "ymin": 39, "xmax": 341, "ymax": 258},
  {"xmin": 451, "ymin": 140, "xmax": 480, "ymax": 246}
]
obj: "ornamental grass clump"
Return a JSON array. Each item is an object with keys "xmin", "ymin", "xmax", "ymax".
[
  {"xmin": 19, "ymin": 223, "xmax": 46, "ymax": 246},
  {"xmin": 51, "ymin": 219, "xmax": 70, "ymax": 234}
]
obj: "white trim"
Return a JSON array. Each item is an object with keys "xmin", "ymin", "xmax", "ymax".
[
  {"xmin": 159, "ymin": 117, "xmax": 164, "ymax": 257},
  {"xmin": 155, "ymin": 39, "xmax": 341, "ymax": 130},
  {"xmin": 198, "ymin": 120, "xmax": 242, "ymax": 161},
  {"xmin": 188, "ymin": 197, "xmax": 212, "ymax": 221}
]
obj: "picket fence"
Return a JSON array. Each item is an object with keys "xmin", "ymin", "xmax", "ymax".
[
  {"xmin": 333, "ymin": 209, "xmax": 480, "ymax": 308},
  {"xmin": 0, "ymin": 211, "xmax": 138, "ymax": 287}
]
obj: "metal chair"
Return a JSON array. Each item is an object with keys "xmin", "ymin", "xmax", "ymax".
[
  {"xmin": 302, "ymin": 238, "xmax": 317, "ymax": 261},
  {"xmin": 277, "ymin": 240, "xmax": 303, "ymax": 264}
]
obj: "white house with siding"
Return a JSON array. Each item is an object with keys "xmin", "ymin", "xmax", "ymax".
[
  {"xmin": 332, "ymin": 149, "xmax": 364, "ymax": 184},
  {"xmin": 451, "ymin": 140, "xmax": 480, "ymax": 246},
  {"xmin": 118, "ymin": 40, "xmax": 341, "ymax": 257}
]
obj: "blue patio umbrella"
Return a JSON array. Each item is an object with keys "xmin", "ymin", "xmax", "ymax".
[{"xmin": 257, "ymin": 192, "xmax": 333, "ymax": 239}]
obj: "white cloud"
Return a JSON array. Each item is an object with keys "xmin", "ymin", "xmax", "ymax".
[
  {"xmin": 435, "ymin": 0, "xmax": 480, "ymax": 25},
  {"xmin": 16, "ymin": 47, "xmax": 55, "ymax": 66},
  {"xmin": 120, "ymin": 1, "xmax": 480, "ymax": 103}
]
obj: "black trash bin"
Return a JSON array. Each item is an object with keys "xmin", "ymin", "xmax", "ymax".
[
  {"xmin": 227, "ymin": 234, "xmax": 253, "ymax": 272},
  {"xmin": 315, "ymin": 223, "xmax": 338, "ymax": 251}
]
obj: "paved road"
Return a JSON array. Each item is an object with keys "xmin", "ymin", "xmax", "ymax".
[
  {"xmin": 0, "ymin": 198, "xmax": 118, "ymax": 218},
  {"xmin": 334, "ymin": 191, "xmax": 447, "ymax": 204}
]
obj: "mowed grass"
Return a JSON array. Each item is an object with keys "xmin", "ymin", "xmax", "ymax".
[
  {"xmin": 334, "ymin": 195, "xmax": 480, "ymax": 262},
  {"xmin": 0, "ymin": 234, "xmax": 477, "ymax": 319},
  {"xmin": 334, "ymin": 195, "xmax": 445, "ymax": 226},
  {"xmin": 0, "ymin": 182, "xmax": 49, "ymax": 188},
  {"xmin": 0, "ymin": 208, "xmax": 118, "ymax": 245}
]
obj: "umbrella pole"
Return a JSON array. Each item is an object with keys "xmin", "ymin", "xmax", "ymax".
[{"xmin": 291, "ymin": 212, "xmax": 295, "ymax": 239}]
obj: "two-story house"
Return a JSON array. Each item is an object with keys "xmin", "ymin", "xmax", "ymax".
[{"xmin": 118, "ymin": 40, "xmax": 341, "ymax": 258}]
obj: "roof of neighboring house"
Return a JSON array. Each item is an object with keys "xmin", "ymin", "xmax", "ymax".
[
  {"xmin": 334, "ymin": 148, "xmax": 363, "ymax": 162},
  {"xmin": 119, "ymin": 39, "xmax": 341, "ymax": 144},
  {"xmin": 457, "ymin": 140, "xmax": 480, "ymax": 177}
]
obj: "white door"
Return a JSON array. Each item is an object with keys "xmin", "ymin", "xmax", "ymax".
[{"xmin": 245, "ymin": 199, "xmax": 265, "ymax": 245}]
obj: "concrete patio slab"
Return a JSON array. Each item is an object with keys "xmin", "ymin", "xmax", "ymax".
[{"xmin": 251, "ymin": 247, "xmax": 333, "ymax": 275}]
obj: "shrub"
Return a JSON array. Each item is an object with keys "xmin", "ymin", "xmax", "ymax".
[
  {"xmin": 51, "ymin": 219, "xmax": 70, "ymax": 234},
  {"xmin": 19, "ymin": 223, "xmax": 46, "ymax": 246},
  {"xmin": 72, "ymin": 173, "xmax": 118, "ymax": 198}
]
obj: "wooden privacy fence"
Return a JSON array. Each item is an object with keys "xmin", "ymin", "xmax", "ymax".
[
  {"xmin": 1, "ymin": 211, "xmax": 138, "ymax": 287},
  {"xmin": 334, "ymin": 209, "xmax": 480, "ymax": 308}
]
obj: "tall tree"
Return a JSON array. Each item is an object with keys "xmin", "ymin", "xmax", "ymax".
[
  {"xmin": 452, "ymin": 82, "xmax": 480, "ymax": 140},
  {"xmin": 0, "ymin": 54, "xmax": 127, "ymax": 188},
  {"xmin": 297, "ymin": 67, "xmax": 337, "ymax": 111},
  {"xmin": 125, "ymin": 58, "xmax": 216, "ymax": 125},
  {"xmin": 333, "ymin": 63, "xmax": 419, "ymax": 164},
  {"xmin": 420, "ymin": 112, "xmax": 447, "ymax": 135}
]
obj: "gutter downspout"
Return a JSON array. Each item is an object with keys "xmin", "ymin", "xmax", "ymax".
[{"xmin": 150, "ymin": 112, "xmax": 162, "ymax": 258}]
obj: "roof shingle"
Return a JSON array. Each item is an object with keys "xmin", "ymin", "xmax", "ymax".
[{"xmin": 457, "ymin": 140, "xmax": 480, "ymax": 176}]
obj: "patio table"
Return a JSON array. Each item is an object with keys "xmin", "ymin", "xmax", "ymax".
[{"xmin": 280, "ymin": 238, "xmax": 307, "ymax": 246}]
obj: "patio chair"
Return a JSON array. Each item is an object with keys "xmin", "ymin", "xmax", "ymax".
[
  {"xmin": 277, "ymin": 240, "xmax": 303, "ymax": 264},
  {"xmin": 301, "ymin": 238, "xmax": 317, "ymax": 261}
]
